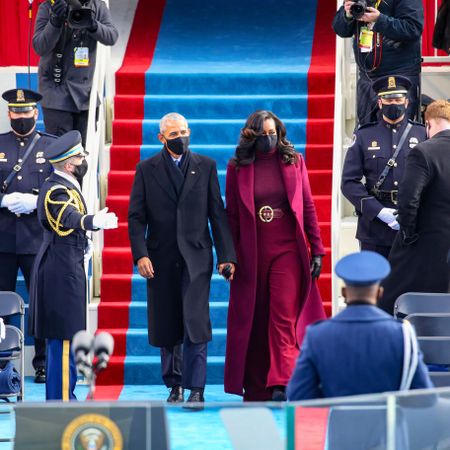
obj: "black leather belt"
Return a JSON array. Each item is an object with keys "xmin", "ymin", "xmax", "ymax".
[
  {"xmin": 257, "ymin": 206, "xmax": 285, "ymax": 223},
  {"xmin": 371, "ymin": 189, "xmax": 398, "ymax": 205}
]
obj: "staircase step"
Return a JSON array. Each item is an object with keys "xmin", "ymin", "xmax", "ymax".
[
  {"xmin": 102, "ymin": 247, "xmax": 133, "ymax": 274},
  {"xmin": 145, "ymin": 72, "xmax": 309, "ymax": 95},
  {"xmin": 110, "ymin": 143, "xmax": 334, "ymax": 172},
  {"xmin": 115, "ymin": 94, "xmax": 334, "ymax": 120},
  {"xmin": 104, "ymin": 222, "xmax": 129, "ymax": 247},
  {"xmin": 106, "ymin": 193, "xmax": 331, "ymax": 223},
  {"xmin": 113, "ymin": 118, "xmax": 333, "ymax": 146},
  {"xmin": 123, "ymin": 355, "xmax": 226, "ymax": 384}
]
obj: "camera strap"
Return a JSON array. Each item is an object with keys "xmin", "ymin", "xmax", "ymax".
[
  {"xmin": 1, "ymin": 133, "xmax": 41, "ymax": 194},
  {"xmin": 53, "ymin": 24, "xmax": 69, "ymax": 84},
  {"xmin": 373, "ymin": 122, "xmax": 412, "ymax": 192}
]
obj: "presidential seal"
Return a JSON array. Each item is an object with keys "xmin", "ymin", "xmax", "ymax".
[{"xmin": 61, "ymin": 414, "xmax": 123, "ymax": 450}]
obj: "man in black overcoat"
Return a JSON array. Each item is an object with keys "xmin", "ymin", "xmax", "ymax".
[
  {"xmin": 379, "ymin": 100, "xmax": 450, "ymax": 313},
  {"xmin": 28, "ymin": 130, "xmax": 118, "ymax": 400},
  {"xmin": 128, "ymin": 113, "xmax": 236, "ymax": 404}
]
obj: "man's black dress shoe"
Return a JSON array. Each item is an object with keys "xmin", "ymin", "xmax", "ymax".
[
  {"xmin": 271, "ymin": 386, "xmax": 287, "ymax": 401},
  {"xmin": 34, "ymin": 367, "xmax": 46, "ymax": 384},
  {"xmin": 167, "ymin": 385, "xmax": 184, "ymax": 403},
  {"xmin": 183, "ymin": 388, "xmax": 205, "ymax": 410}
]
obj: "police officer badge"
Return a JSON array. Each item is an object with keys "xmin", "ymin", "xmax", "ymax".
[{"xmin": 409, "ymin": 137, "xmax": 419, "ymax": 148}]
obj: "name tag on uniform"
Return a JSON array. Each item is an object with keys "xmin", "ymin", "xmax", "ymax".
[
  {"xmin": 74, "ymin": 47, "xmax": 89, "ymax": 67},
  {"xmin": 0, "ymin": 152, "xmax": 7, "ymax": 162},
  {"xmin": 368, "ymin": 141, "xmax": 380, "ymax": 151}
]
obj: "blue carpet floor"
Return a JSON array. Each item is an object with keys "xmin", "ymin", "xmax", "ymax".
[{"xmin": 0, "ymin": 379, "xmax": 285, "ymax": 450}]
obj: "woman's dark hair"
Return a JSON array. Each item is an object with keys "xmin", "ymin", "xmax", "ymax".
[{"xmin": 231, "ymin": 110, "xmax": 298, "ymax": 167}]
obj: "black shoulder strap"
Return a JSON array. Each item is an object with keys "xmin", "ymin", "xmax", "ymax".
[
  {"xmin": 373, "ymin": 122, "xmax": 413, "ymax": 191},
  {"xmin": 1, "ymin": 133, "xmax": 41, "ymax": 194}
]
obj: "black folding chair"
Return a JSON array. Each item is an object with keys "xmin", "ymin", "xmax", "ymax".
[
  {"xmin": 394, "ymin": 293, "xmax": 450, "ymax": 319},
  {"xmin": 0, "ymin": 325, "xmax": 24, "ymax": 401},
  {"xmin": 0, "ymin": 291, "xmax": 25, "ymax": 401}
]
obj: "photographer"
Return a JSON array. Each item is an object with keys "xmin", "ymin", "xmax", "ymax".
[
  {"xmin": 332, "ymin": 0, "xmax": 423, "ymax": 125},
  {"xmin": 32, "ymin": 0, "xmax": 118, "ymax": 146}
]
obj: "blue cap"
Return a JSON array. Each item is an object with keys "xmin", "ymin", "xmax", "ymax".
[
  {"xmin": 45, "ymin": 130, "xmax": 88, "ymax": 164},
  {"xmin": 2, "ymin": 88, "xmax": 42, "ymax": 112},
  {"xmin": 335, "ymin": 251, "xmax": 391, "ymax": 287},
  {"xmin": 372, "ymin": 75, "xmax": 412, "ymax": 99}
]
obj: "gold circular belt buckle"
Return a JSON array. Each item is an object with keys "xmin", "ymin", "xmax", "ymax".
[{"xmin": 258, "ymin": 205, "xmax": 274, "ymax": 223}]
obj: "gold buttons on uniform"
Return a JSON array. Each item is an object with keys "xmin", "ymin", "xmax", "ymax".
[
  {"xmin": 18, "ymin": 159, "xmax": 22, "ymax": 163},
  {"xmin": 17, "ymin": 175, "xmax": 22, "ymax": 181},
  {"xmin": 393, "ymin": 129, "xmax": 397, "ymax": 133},
  {"xmin": 393, "ymin": 145, "xmax": 397, "ymax": 149},
  {"xmin": 372, "ymin": 155, "xmax": 376, "ymax": 158},
  {"xmin": 394, "ymin": 181, "xmax": 398, "ymax": 186},
  {"xmin": 394, "ymin": 163, "xmax": 398, "ymax": 167}
]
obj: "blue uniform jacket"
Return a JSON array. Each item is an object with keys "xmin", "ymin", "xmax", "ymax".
[
  {"xmin": 0, "ymin": 130, "xmax": 55, "ymax": 254},
  {"xmin": 287, "ymin": 305, "xmax": 433, "ymax": 400},
  {"xmin": 341, "ymin": 119, "xmax": 426, "ymax": 246},
  {"xmin": 332, "ymin": 0, "xmax": 423, "ymax": 78}
]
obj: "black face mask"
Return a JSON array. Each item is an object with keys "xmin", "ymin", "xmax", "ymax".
[
  {"xmin": 72, "ymin": 159, "xmax": 88, "ymax": 183},
  {"xmin": 165, "ymin": 136, "xmax": 189, "ymax": 155},
  {"xmin": 255, "ymin": 134, "xmax": 277, "ymax": 153},
  {"xmin": 382, "ymin": 103, "xmax": 406, "ymax": 121},
  {"xmin": 11, "ymin": 117, "xmax": 36, "ymax": 136}
]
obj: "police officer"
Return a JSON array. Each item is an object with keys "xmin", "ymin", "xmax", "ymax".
[
  {"xmin": 28, "ymin": 130, "xmax": 118, "ymax": 401},
  {"xmin": 287, "ymin": 251, "xmax": 433, "ymax": 401},
  {"xmin": 0, "ymin": 88, "xmax": 55, "ymax": 383},
  {"xmin": 341, "ymin": 75, "xmax": 427, "ymax": 259},
  {"xmin": 32, "ymin": 0, "xmax": 118, "ymax": 146}
]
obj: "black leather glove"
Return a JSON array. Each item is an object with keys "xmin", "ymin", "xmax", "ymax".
[
  {"xmin": 86, "ymin": 13, "xmax": 98, "ymax": 32},
  {"xmin": 310, "ymin": 255, "xmax": 323, "ymax": 279},
  {"xmin": 50, "ymin": 0, "xmax": 68, "ymax": 27}
]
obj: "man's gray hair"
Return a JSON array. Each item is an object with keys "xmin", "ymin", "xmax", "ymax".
[{"xmin": 159, "ymin": 113, "xmax": 188, "ymax": 133}]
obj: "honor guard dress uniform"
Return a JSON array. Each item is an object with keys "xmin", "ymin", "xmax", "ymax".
[
  {"xmin": 341, "ymin": 76, "xmax": 427, "ymax": 258},
  {"xmin": 287, "ymin": 251, "xmax": 433, "ymax": 401},
  {"xmin": 28, "ymin": 131, "xmax": 116, "ymax": 401},
  {"xmin": 0, "ymin": 89, "xmax": 55, "ymax": 382}
]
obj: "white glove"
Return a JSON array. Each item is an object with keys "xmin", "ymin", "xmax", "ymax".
[
  {"xmin": 7, "ymin": 193, "xmax": 38, "ymax": 214},
  {"xmin": 1, "ymin": 193, "xmax": 20, "ymax": 208},
  {"xmin": 377, "ymin": 207, "xmax": 397, "ymax": 225},
  {"xmin": 92, "ymin": 207, "xmax": 118, "ymax": 230},
  {"xmin": 388, "ymin": 220, "xmax": 400, "ymax": 231}
]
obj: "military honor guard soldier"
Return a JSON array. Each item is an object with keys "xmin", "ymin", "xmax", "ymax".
[
  {"xmin": 341, "ymin": 75, "xmax": 427, "ymax": 258},
  {"xmin": 0, "ymin": 88, "xmax": 56, "ymax": 383},
  {"xmin": 28, "ymin": 130, "xmax": 118, "ymax": 401}
]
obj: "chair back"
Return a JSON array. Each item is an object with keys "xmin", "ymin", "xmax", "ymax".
[
  {"xmin": 0, "ymin": 325, "xmax": 22, "ymax": 353},
  {"xmin": 417, "ymin": 337, "xmax": 450, "ymax": 365},
  {"xmin": 406, "ymin": 314, "xmax": 450, "ymax": 337},
  {"xmin": 0, "ymin": 292, "xmax": 24, "ymax": 318},
  {"xmin": 395, "ymin": 293, "xmax": 450, "ymax": 319}
]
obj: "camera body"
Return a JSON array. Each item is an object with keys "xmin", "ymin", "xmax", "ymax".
[
  {"xmin": 350, "ymin": 0, "xmax": 377, "ymax": 20},
  {"xmin": 67, "ymin": 0, "xmax": 94, "ymax": 30}
]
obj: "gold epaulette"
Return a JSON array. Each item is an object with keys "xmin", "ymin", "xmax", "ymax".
[{"xmin": 44, "ymin": 185, "xmax": 86, "ymax": 237}]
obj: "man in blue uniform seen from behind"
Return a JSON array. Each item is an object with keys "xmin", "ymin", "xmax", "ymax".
[
  {"xmin": 287, "ymin": 251, "xmax": 433, "ymax": 400},
  {"xmin": 0, "ymin": 89, "xmax": 55, "ymax": 383},
  {"xmin": 341, "ymin": 75, "xmax": 427, "ymax": 258},
  {"xmin": 28, "ymin": 130, "xmax": 118, "ymax": 400}
]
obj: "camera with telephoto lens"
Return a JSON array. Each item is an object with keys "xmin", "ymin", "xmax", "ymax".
[
  {"xmin": 67, "ymin": 0, "xmax": 94, "ymax": 29},
  {"xmin": 350, "ymin": 0, "xmax": 377, "ymax": 20}
]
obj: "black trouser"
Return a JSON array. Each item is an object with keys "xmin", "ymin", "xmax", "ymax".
[
  {"xmin": 159, "ymin": 263, "xmax": 207, "ymax": 390},
  {"xmin": 360, "ymin": 242, "xmax": 391, "ymax": 260},
  {"xmin": 42, "ymin": 108, "xmax": 89, "ymax": 147},
  {"xmin": 0, "ymin": 253, "xmax": 46, "ymax": 370},
  {"xmin": 357, "ymin": 72, "xmax": 421, "ymax": 126}
]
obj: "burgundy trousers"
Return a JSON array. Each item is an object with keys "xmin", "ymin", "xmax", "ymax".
[{"xmin": 243, "ymin": 212, "xmax": 304, "ymax": 401}]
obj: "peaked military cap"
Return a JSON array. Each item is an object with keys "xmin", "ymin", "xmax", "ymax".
[
  {"xmin": 335, "ymin": 251, "xmax": 391, "ymax": 287},
  {"xmin": 45, "ymin": 130, "xmax": 87, "ymax": 164},
  {"xmin": 2, "ymin": 88, "xmax": 42, "ymax": 112},
  {"xmin": 372, "ymin": 75, "xmax": 412, "ymax": 99}
]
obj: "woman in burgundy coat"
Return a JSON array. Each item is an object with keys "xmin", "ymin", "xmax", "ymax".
[{"xmin": 224, "ymin": 110, "xmax": 326, "ymax": 401}]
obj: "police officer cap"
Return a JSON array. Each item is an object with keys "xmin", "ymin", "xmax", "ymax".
[
  {"xmin": 2, "ymin": 88, "xmax": 42, "ymax": 113},
  {"xmin": 372, "ymin": 75, "xmax": 412, "ymax": 99},
  {"xmin": 45, "ymin": 130, "xmax": 88, "ymax": 164},
  {"xmin": 335, "ymin": 251, "xmax": 391, "ymax": 287}
]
